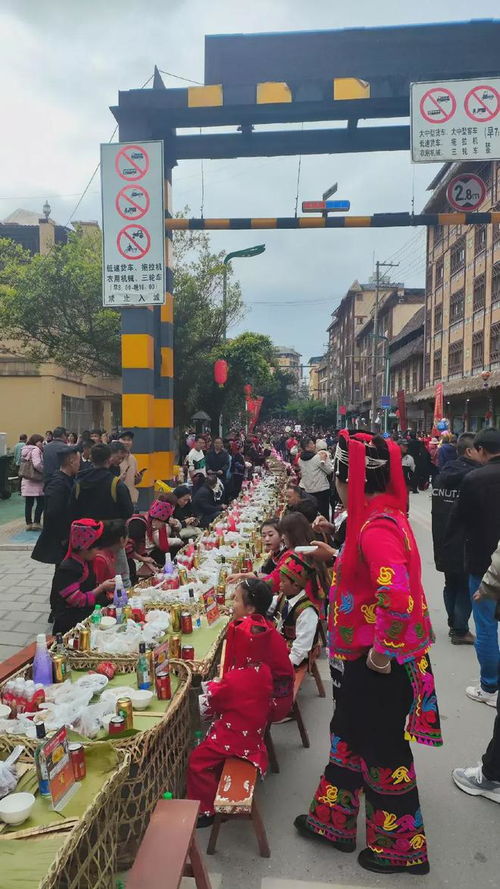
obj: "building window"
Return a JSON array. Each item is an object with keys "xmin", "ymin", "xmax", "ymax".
[
  {"xmin": 448, "ymin": 341, "xmax": 463, "ymax": 376},
  {"xmin": 490, "ymin": 322, "xmax": 500, "ymax": 365},
  {"xmin": 492, "ymin": 264, "xmax": 500, "ymax": 307},
  {"xmin": 450, "ymin": 288, "xmax": 465, "ymax": 323},
  {"xmin": 356, "ymin": 315, "xmax": 366, "ymax": 325},
  {"xmin": 412, "ymin": 367, "xmax": 418, "ymax": 391},
  {"xmin": 426, "ymin": 265, "xmax": 433, "ymax": 292},
  {"xmin": 475, "ymin": 225, "xmax": 487, "ymax": 255},
  {"xmin": 434, "ymin": 225, "xmax": 443, "ymax": 247},
  {"xmin": 434, "ymin": 303, "xmax": 442, "ymax": 331},
  {"xmin": 436, "ymin": 258, "xmax": 444, "ymax": 285},
  {"xmin": 433, "ymin": 349, "xmax": 441, "ymax": 380},
  {"xmin": 425, "ymin": 308, "xmax": 432, "ymax": 334},
  {"xmin": 473, "ymin": 273, "xmax": 486, "ymax": 312},
  {"xmin": 472, "ymin": 331, "xmax": 484, "ymax": 369},
  {"xmin": 424, "ymin": 354, "xmax": 431, "ymax": 385},
  {"xmin": 450, "ymin": 237, "xmax": 466, "ymax": 274}
]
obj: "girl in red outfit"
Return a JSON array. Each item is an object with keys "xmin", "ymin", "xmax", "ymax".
[
  {"xmin": 93, "ymin": 519, "xmax": 128, "ymax": 585},
  {"xmin": 295, "ymin": 431, "xmax": 442, "ymax": 877},
  {"xmin": 187, "ymin": 580, "xmax": 288, "ymax": 826},
  {"xmin": 146, "ymin": 497, "xmax": 179, "ymax": 565}
]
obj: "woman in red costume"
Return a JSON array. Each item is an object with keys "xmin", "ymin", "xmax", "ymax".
[
  {"xmin": 187, "ymin": 579, "xmax": 292, "ymax": 826},
  {"xmin": 294, "ymin": 431, "xmax": 442, "ymax": 876}
]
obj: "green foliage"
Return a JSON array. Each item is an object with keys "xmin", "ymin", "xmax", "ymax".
[
  {"xmin": 0, "ymin": 230, "xmax": 121, "ymax": 375},
  {"xmin": 285, "ymin": 398, "xmax": 338, "ymax": 429}
]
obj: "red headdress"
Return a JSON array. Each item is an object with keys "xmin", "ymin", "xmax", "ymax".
[
  {"xmin": 65, "ymin": 518, "xmax": 104, "ymax": 582},
  {"xmin": 333, "ymin": 430, "xmax": 407, "ymax": 587},
  {"xmin": 147, "ymin": 500, "xmax": 174, "ymax": 554}
]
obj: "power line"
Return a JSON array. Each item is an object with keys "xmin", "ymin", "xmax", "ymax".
[{"xmin": 158, "ymin": 69, "xmax": 203, "ymax": 85}]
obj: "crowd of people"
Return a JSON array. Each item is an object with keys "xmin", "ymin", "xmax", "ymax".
[{"xmin": 7, "ymin": 417, "xmax": 500, "ymax": 874}]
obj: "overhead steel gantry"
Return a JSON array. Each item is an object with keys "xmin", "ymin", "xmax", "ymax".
[{"xmin": 110, "ymin": 20, "xmax": 500, "ymax": 503}]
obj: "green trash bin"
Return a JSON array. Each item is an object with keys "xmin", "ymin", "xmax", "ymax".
[{"xmin": 0, "ymin": 454, "xmax": 11, "ymax": 499}]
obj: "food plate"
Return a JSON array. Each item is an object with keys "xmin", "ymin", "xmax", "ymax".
[{"xmin": 294, "ymin": 545, "xmax": 318, "ymax": 554}]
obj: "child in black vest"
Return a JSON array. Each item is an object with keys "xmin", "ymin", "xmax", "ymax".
[{"xmin": 271, "ymin": 553, "xmax": 319, "ymax": 668}]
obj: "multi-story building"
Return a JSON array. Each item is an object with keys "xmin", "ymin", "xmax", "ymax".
[
  {"xmin": 356, "ymin": 287, "xmax": 425, "ymax": 419},
  {"xmin": 0, "ymin": 207, "xmax": 120, "ymax": 446},
  {"xmin": 326, "ymin": 280, "xmax": 378, "ymax": 414},
  {"xmin": 389, "ymin": 307, "xmax": 425, "ymax": 428},
  {"xmin": 317, "ymin": 357, "xmax": 329, "ymax": 405},
  {"xmin": 274, "ymin": 346, "xmax": 302, "ymax": 394},
  {"xmin": 413, "ymin": 160, "xmax": 500, "ymax": 431},
  {"xmin": 307, "ymin": 355, "xmax": 324, "ymax": 400}
]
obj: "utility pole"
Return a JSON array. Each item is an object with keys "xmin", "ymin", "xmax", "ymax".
[{"xmin": 370, "ymin": 260, "xmax": 399, "ymax": 429}]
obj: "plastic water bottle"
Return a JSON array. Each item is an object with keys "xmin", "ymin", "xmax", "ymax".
[
  {"xmin": 90, "ymin": 605, "xmax": 102, "ymax": 648},
  {"xmin": 163, "ymin": 553, "xmax": 173, "ymax": 576},
  {"xmin": 32, "ymin": 634, "xmax": 53, "ymax": 686},
  {"xmin": 114, "ymin": 575, "xmax": 126, "ymax": 624}
]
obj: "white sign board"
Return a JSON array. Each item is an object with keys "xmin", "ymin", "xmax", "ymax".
[
  {"xmin": 101, "ymin": 141, "xmax": 165, "ymax": 306},
  {"xmin": 411, "ymin": 78, "xmax": 500, "ymax": 163}
]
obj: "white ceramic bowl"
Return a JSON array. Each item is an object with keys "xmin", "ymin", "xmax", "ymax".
[
  {"xmin": 0, "ymin": 792, "xmax": 36, "ymax": 825},
  {"xmin": 100, "ymin": 616, "xmax": 117, "ymax": 630},
  {"xmin": 0, "ymin": 703, "xmax": 11, "ymax": 719},
  {"xmin": 129, "ymin": 689, "xmax": 153, "ymax": 710}
]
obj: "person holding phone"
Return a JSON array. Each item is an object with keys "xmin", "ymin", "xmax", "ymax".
[{"xmin": 118, "ymin": 430, "xmax": 142, "ymax": 505}]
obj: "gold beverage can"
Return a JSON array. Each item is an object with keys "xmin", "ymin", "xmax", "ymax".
[
  {"xmin": 79, "ymin": 628, "xmax": 90, "ymax": 652},
  {"xmin": 116, "ymin": 697, "xmax": 134, "ymax": 730},
  {"xmin": 123, "ymin": 605, "xmax": 133, "ymax": 621},
  {"xmin": 170, "ymin": 634, "xmax": 182, "ymax": 659},
  {"xmin": 170, "ymin": 604, "xmax": 182, "ymax": 633},
  {"xmin": 178, "ymin": 566, "xmax": 188, "ymax": 585},
  {"xmin": 52, "ymin": 654, "xmax": 67, "ymax": 683}
]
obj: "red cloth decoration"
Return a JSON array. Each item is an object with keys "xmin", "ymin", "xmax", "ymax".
[
  {"xmin": 214, "ymin": 359, "xmax": 228, "ymax": 387},
  {"xmin": 244, "ymin": 384, "xmax": 253, "ymax": 396}
]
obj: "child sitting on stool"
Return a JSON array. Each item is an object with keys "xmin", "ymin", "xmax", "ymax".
[
  {"xmin": 270, "ymin": 553, "xmax": 319, "ymax": 668},
  {"xmin": 187, "ymin": 579, "xmax": 283, "ymax": 827}
]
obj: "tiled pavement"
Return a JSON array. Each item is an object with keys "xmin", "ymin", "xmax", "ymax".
[{"xmin": 0, "ymin": 549, "xmax": 53, "ymax": 660}]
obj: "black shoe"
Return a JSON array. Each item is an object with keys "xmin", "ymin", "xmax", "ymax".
[
  {"xmin": 358, "ymin": 848, "xmax": 430, "ymax": 875},
  {"xmin": 451, "ymin": 631, "xmax": 475, "ymax": 645},
  {"xmin": 196, "ymin": 814, "xmax": 215, "ymax": 828},
  {"xmin": 294, "ymin": 814, "xmax": 355, "ymax": 852}
]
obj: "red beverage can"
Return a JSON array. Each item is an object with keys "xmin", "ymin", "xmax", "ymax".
[
  {"xmin": 69, "ymin": 743, "xmax": 86, "ymax": 780},
  {"xmin": 181, "ymin": 645, "xmax": 195, "ymax": 661},
  {"xmin": 181, "ymin": 612, "xmax": 193, "ymax": 634},
  {"xmin": 216, "ymin": 591, "xmax": 226, "ymax": 606},
  {"xmin": 109, "ymin": 715, "xmax": 126, "ymax": 736},
  {"xmin": 107, "ymin": 607, "xmax": 116, "ymax": 619},
  {"xmin": 155, "ymin": 672, "xmax": 172, "ymax": 701}
]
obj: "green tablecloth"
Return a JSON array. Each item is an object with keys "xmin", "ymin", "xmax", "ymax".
[
  {"xmin": 0, "ymin": 835, "xmax": 67, "ymax": 889},
  {"xmin": 0, "ymin": 743, "xmax": 119, "ymax": 834}
]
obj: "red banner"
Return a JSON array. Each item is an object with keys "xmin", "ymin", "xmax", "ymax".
[
  {"xmin": 245, "ymin": 396, "xmax": 264, "ymax": 432},
  {"xmin": 397, "ymin": 390, "xmax": 407, "ymax": 431},
  {"xmin": 433, "ymin": 382, "xmax": 444, "ymax": 423}
]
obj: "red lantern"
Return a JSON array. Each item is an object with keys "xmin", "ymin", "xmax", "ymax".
[
  {"xmin": 214, "ymin": 359, "xmax": 228, "ymax": 388},
  {"xmin": 244, "ymin": 384, "xmax": 253, "ymax": 396}
]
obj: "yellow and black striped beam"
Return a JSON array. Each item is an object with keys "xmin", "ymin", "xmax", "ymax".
[{"xmin": 167, "ymin": 212, "xmax": 500, "ymax": 231}]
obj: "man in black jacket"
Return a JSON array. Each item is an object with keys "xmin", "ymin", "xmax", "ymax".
[
  {"xmin": 432, "ymin": 432, "xmax": 479, "ymax": 645},
  {"xmin": 32, "ymin": 446, "xmax": 81, "ymax": 565},
  {"xmin": 43, "ymin": 426, "xmax": 68, "ymax": 482},
  {"xmin": 455, "ymin": 427, "xmax": 500, "ymax": 706},
  {"xmin": 205, "ymin": 438, "xmax": 230, "ymax": 482},
  {"xmin": 192, "ymin": 473, "xmax": 225, "ymax": 528},
  {"xmin": 70, "ymin": 443, "xmax": 133, "ymax": 523}
]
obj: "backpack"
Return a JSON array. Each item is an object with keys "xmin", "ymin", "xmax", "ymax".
[
  {"xmin": 74, "ymin": 475, "xmax": 120, "ymax": 502},
  {"xmin": 18, "ymin": 452, "xmax": 43, "ymax": 482}
]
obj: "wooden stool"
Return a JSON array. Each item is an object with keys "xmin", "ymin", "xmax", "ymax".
[
  {"xmin": 127, "ymin": 798, "xmax": 212, "ymax": 889},
  {"xmin": 207, "ymin": 757, "xmax": 270, "ymax": 858}
]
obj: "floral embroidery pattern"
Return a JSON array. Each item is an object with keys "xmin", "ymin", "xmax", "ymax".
[
  {"xmin": 376, "ymin": 566, "xmax": 395, "ymax": 586},
  {"xmin": 366, "ymin": 801, "xmax": 428, "ymax": 867},
  {"xmin": 330, "ymin": 734, "xmax": 361, "ymax": 771},
  {"xmin": 307, "ymin": 775, "xmax": 359, "ymax": 845},
  {"xmin": 363, "ymin": 762, "xmax": 417, "ymax": 795},
  {"xmin": 361, "ymin": 603, "xmax": 377, "ymax": 624}
]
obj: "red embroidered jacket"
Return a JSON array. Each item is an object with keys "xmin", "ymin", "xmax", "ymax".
[{"xmin": 329, "ymin": 508, "xmax": 434, "ymax": 664}]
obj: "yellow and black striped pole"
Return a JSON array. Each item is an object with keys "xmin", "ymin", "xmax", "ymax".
[{"xmin": 166, "ymin": 212, "xmax": 500, "ymax": 231}]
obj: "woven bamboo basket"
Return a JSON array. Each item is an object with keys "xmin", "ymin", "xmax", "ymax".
[
  {"xmin": 0, "ymin": 660, "xmax": 193, "ymax": 871},
  {"xmin": 0, "ymin": 746, "xmax": 130, "ymax": 889},
  {"xmin": 111, "ymin": 658, "xmax": 192, "ymax": 869},
  {"xmin": 60, "ymin": 624, "xmax": 142, "ymax": 674}
]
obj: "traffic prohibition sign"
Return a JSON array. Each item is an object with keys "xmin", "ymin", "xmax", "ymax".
[
  {"xmin": 420, "ymin": 87, "xmax": 456, "ymax": 124},
  {"xmin": 464, "ymin": 85, "xmax": 500, "ymax": 123},
  {"xmin": 115, "ymin": 144, "xmax": 150, "ymax": 181},
  {"xmin": 117, "ymin": 224, "xmax": 151, "ymax": 260},
  {"xmin": 446, "ymin": 173, "xmax": 487, "ymax": 211},
  {"xmin": 115, "ymin": 185, "xmax": 150, "ymax": 220}
]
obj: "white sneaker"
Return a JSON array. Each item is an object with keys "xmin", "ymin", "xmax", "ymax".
[
  {"xmin": 452, "ymin": 764, "xmax": 500, "ymax": 803},
  {"xmin": 466, "ymin": 685, "xmax": 498, "ymax": 707}
]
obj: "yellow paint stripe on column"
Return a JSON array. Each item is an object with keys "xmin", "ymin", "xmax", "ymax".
[
  {"xmin": 298, "ymin": 217, "xmax": 326, "ymax": 228},
  {"xmin": 251, "ymin": 218, "xmax": 277, "ymax": 228},
  {"xmin": 333, "ymin": 78, "xmax": 370, "ymax": 100},
  {"xmin": 167, "ymin": 218, "xmax": 187, "ymax": 230},
  {"xmin": 161, "ymin": 294, "xmax": 173, "ymax": 324},
  {"xmin": 188, "ymin": 84, "xmax": 223, "ymax": 107},
  {"xmin": 439, "ymin": 212, "xmax": 466, "ymax": 225},
  {"xmin": 149, "ymin": 450, "xmax": 174, "ymax": 479},
  {"xmin": 153, "ymin": 398, "xmax": 174, "ymax": 428},
  {"xmin": 204, "ymin": 218, "xmax": 231, "ymax": 229},
  {"xmin": 256, "ymin": 82, "xmax": 292, "ymax": 104},
  {"xmin": 121, "ymin": 334, "xmax": 154, "ymax": 369},
  {"xmin": 161, "ymin": 346, "xmax": 174, "ymax": 377},
  {"xmin": 344, "ymin": 216, "xmax": 373, "ymax": 227},
  {"xmin": 132, "ymin": 453, "xmax": 151, "ymax": 487},
  {"xmin": 122, "ymin": 393, "xmax": 154, "ymax": 428}
]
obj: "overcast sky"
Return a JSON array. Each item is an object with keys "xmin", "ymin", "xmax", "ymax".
[{"xmin": 2, "ymin": 1, "xmax": 499, "ymax": 366}]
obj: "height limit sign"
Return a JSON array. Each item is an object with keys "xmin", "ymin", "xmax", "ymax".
[
  {"xmin": 101, "ymin": 141, "xmax": 165, "ymax": 306},
  {"xmin": 411, "ymin": 78, "xmax": 500, "ymax": 163}
]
